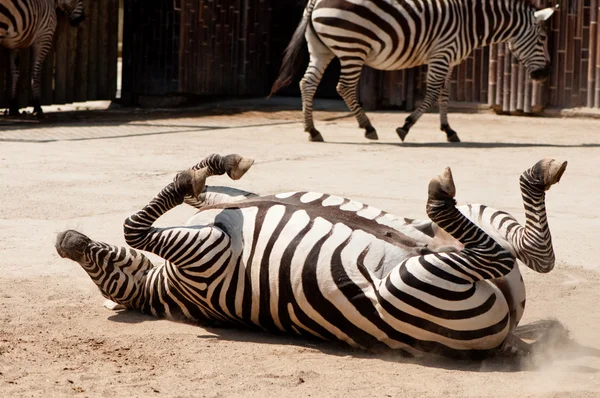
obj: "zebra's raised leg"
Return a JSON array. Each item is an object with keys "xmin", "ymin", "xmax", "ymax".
[
  {"xmin": 511, "ymin": 159, "xmax": 567, "ymax": 272},
  {"xmin": 438, "ymin": 68, "xmax": 461, "ymax": 143},
  {"xmin": 337, "ymin": 60, "xmax": 378, "ymax": 140},
  {"xmin": 124, "ymin": 154, "xmax": 251, "ymax": 260},
  {"xmin": 300, "ymin": 36, "xmax": 334, "ymax": 142},
  {"xmin": 397, "ymin": 61, "xmax": 449, "ymax": 142},
  {"xmin": 425, "ymin": 167, "xmax": 515, "ymax": 280},
  {"xmin": 8, "ymin": 50, "xmax": 21, "ymax": 116}
]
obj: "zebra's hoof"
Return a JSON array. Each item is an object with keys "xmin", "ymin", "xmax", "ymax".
[
  {"xmin": 176, "ymin": 169, "xmax": 208, "ymax": 198},
  {"xmin": 530, "ymin": 159, "xmax": 568, "ymax": 191},
  {"xmin": 365, "ymin": 126, "xmax": 378, "ymax": 140},
  {"xmin": 32, "ymin": 108, "xmax": 44, "ymax": 118},
  {"xmin": 428, "ymin": 167, "xmax": 456, "ymax": 201},
  {"xmin": 307, "ymin": 129, "xmax": 324, "ymax": 142},
  {"xmin": 446, "ymin": 133, "xmax": 461, "ymax": 143},
  {"xmin": 222, "ymin": 154, "xmax": 255, "ymax": 180},
  {"xmin": 396, "ymin": 127, "xmax": 409, "ymax": 142},
  {"xmin": 55, "ymin": 230, "xmax": 91, "ymax": 263}
]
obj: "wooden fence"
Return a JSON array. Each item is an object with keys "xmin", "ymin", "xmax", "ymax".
[
  {"xmin": 355, "ymin": 0, "xmax": 600, "ymax": 111},
  {"xmin": 0, "ymin": 0, "xmax": 119, "ymax": 109},
  {"xmin": 179, "ymin": 0, "xmax": 272, "ymax": 96}
]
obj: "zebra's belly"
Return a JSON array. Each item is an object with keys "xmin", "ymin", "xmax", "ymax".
[{"xmin": 185, "ymin": 208, "xmax": 512, "ymax": 354}]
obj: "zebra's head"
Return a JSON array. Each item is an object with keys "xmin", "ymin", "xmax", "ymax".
[
  {"xmin": 508, "ymin": 5, "xmax": 557, "ymax": 81},
  {"xmin": 57, "ymin": 0, "xmax": 85, "ymax": 27},
  {"xmin": 55, "ymin": 230, "xmax": 152, "ymax": 309}
]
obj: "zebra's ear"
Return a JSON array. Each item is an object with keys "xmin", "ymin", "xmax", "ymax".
[{"xmin": 534, "ymin": 5, "xmax": 558, "ymax": 23}]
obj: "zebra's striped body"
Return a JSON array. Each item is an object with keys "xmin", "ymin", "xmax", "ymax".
[
  {"xmin": 56, "ymin": 154, "xmax": 567, "ymax": 359},
  {"xmin": 271, "ymin": 0, "xmax": 556, "ymax": 142},
  {"xmin": 0, "ymin": 0, "xmax": 84, "ymax": 116}
]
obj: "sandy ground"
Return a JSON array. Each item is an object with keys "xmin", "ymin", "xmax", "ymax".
[{"xmin": 1, "ymin": 101, "xmax": 600, "ymax": 397}]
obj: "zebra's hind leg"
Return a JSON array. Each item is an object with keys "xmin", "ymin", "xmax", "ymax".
[
  {"xmin": 300, "ymin": 39, "xmax": 334, "ymax": 142},
  {"xmin": 438, "ymin": 68, "xmax": 461, "ymax": 142},
  {"xmin": 337, "ymin": 60, "xmax": 378, "ymax": 140},
  {"xmin": 397, "ymin": 60, "xmax": 449, "ymax": 142}
]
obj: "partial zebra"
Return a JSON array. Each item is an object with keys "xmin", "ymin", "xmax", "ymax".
[
  {"xmin": 0, "ymin": 0, "xmax": 85, "ymax": 116},
  {"xmin": 271, "ymin": 0, "xmax": 557, "ymax": 143},
  {"xmin": 56, "ymin": 154, "xmax": 567, "ymax": 359}
]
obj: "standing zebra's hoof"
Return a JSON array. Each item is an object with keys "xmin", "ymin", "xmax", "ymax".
[
  {"xmin": 396, "ymin": 127, "xmax": 409, "ymax": 142},
  {"xmin": 446, "ymin": 133, "xmax": 461, "ymax": 143},
  {"xmin": 364, "ymin": 125, "xmax": 379, "ymax": 140},
  {"xmin": 32, "ymin": 107, "xmax": 44, "ymax": 118},
  {"xmin": 307, "ymin": 128, "xmax": 324, "ymax": 142},
  {"xmin": 441, "ymin": 124, "xmax": 461, "ymax": 143}
]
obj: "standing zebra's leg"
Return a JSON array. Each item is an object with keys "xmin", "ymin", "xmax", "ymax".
[
  {"xmin": 8, "ymin": 50, "xmax": 21, "ymax": 116},
  {"xmin": 438, "ymin": 69, "xmax": 461, "ymax": 143},
  {"xmin": 30, "ymin": 36, "xmax": 54, "ymax": 117},
  {"xmin": 336, "ymin": 59, "xmax": 378, "ymax": 140},
  {"xmin": 396, "ymin": 60, "xmax": 449, "ymax": 142},
  {"xmin": 300, "ymin": 29, "xmax": 334, "ymax": 142}
]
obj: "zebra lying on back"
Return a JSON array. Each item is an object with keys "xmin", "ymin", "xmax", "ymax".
[
  {"xmin": 271, "ymin": 0, "xmax": 557, "ymax": 143},
  {"xmin": 0, "ymin": 0, "xmax": 84, "ymax": 117},
  {"xmin": 56, "ymin": 154, "xmax": 567, "ymax": 359}
]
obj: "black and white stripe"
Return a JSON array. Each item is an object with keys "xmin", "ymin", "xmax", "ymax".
[
  {"xmin": 271, "ymin": 0, "xmax": 556, "ymax": 143},
  {"xmin": 0, "ymin": 0, "xmax": 84, "ymax": 116},
  {"xmin": 56, "ymin": 155, "xmax": 566, "ymax": 359}
]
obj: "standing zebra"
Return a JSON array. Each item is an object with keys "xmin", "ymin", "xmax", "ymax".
[
  {"xmin": 56, "ymin": 153, "xmax": 568, "ymax": 358},
  {"xmin": 271, "ymin": 0, "xmax": 557, "ymax": 142},
  {"xmin": 0, "ymin": 0, "xmax": 85, "ymax": 117}
]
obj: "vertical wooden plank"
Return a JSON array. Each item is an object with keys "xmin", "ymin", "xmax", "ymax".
[
  {"xmin": 87, "ymin": 0, "xmax": 99, "ymax": 100},
  {"xmin": 517, "ymin": 64, "xmax": 525, "ymax": 111},
  {"xmin": 74, "ymin": 0, "xmax": 90, "ymax": 102},
  {"xmin": 97, "ymin": 1, "xmax": 109, "ymax": 99},
  {"xmin": 596, "ymin": 0, "xmax": 600, "ymax": 107},
  {"xmin": 54, "ymin": 15, "xmax": 69, "ymax": 104},
  {"xmin": 502, "ymin": 44, "xmax": 511, "ymax": 112},
  {"xmin": 510, "ymin": 59, "xmax": 518, "ymax": 112},
  {"xmin": 107, "ymin": 0, "xmax": 119, "ymax": 100},
  {"xmin": 495, "ymin": 44, "xmax": 504, "ymax": 108},
  {"xmin": 488, "ymin": 45, "xmax": 497, "ymax": 106},
  {"xmin": 65, "ymin": 23, "xmax": 78, "ymax": 103},
  {"xmin": 589, "ymin": 0, "xmax": 598, "ymax": 106}
]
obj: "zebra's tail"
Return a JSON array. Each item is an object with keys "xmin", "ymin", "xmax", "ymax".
[{"xmin": 269, "ymin": 0, "xmax": 317, "ymax": 97}]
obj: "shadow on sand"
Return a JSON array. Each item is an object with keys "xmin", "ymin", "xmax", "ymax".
[{"xmin": 107, "ymin": 311, "xmax": 600, "ymax": 373}]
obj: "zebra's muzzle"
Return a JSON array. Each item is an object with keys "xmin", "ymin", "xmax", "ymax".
[
  {"xmin": 530, "ymin": 64, "xmax": 551, "ymax": 81},
  {"xmin": 70, "ymin": 13, "xmax": 85, "ymax": 27}
]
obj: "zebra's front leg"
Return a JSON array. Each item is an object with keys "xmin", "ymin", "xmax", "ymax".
[
  {"xmin": 7, "ymin": 50, "xmax": 21, "ymax": 116},
  {"xmin": 438, "ymin": 69, "xmax": 461, "ymax": 142},
  {"xmin": 124, "ymin": 153, "xmax": 249, "ymax": 257},
  {"xmin": 300, "ymin": 52, "xmax": 334, "ymax": 142},
  {"xmin": 397, "ymin": 61, "xmax": 448, "ymax": 142},
  {"xmin": 337, "ymin": 61, "xmax": 378, "ymax": 140}
]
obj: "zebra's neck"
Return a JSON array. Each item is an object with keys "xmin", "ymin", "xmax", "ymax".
[{"xmin": 140, "ymin": 263, "xmax": 216, "ymax": 323}]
